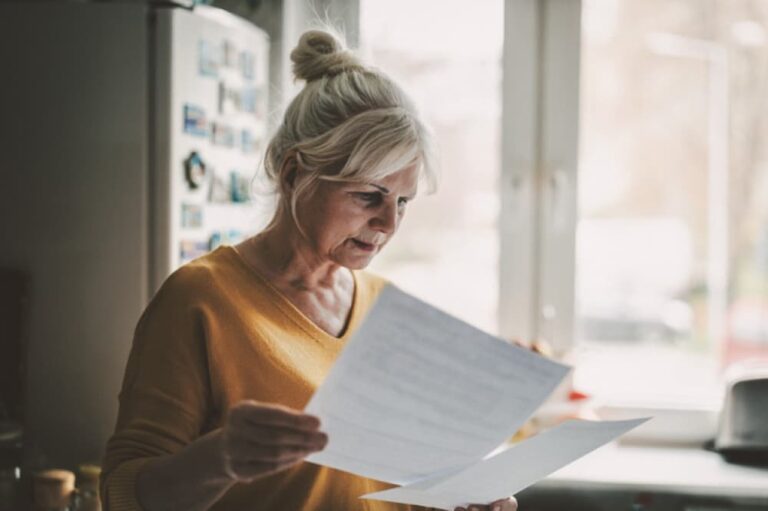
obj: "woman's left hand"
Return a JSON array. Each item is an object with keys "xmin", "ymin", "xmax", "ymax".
[{"xmin": 453, "ymin": 496, "xmax": 517, "ymax": 511}]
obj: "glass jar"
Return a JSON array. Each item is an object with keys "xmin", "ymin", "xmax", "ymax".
[
  {"xmin": 75, "ymin": 464, "xmax": 101, "ymax": 511},
  {"xmin": 31, "ymin": 469, "xmax": 75, "ymax": 511}
]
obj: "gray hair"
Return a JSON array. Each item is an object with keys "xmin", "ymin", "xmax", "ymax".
[{"xmin": 264, "ymin": 29, "xmax": 438, "ymax": 227}]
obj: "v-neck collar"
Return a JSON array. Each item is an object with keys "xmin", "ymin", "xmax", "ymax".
[{"xmin": 223, "ymin": 245, "xmax": 361, "ymax": 345}]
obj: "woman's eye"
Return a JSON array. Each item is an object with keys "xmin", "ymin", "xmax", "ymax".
[
  {"xmin": 397, "ymin": 197, "xmax": 409, "ymax": 208},
  {"xmin": 355, "ymin": 192, "xmax": 381, "ymax": 204}
]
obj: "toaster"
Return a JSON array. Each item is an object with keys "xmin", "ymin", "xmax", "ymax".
[{"xmin": 715, "ymin": 363, "xmax": 768, "ymax": 465}]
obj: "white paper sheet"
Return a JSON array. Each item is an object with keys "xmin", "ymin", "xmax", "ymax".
[
  {"xmin": 304, "ymin": 284, "xmax": 571, "ymax": 485},
  {"xmin": 362, "ymin": 417, "xmax": 650, "ymax": 510}
]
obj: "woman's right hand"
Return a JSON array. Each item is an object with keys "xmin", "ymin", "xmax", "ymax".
[{"xmin": 217, "ymin": 400, "xmax": 328, "ymax": 482}]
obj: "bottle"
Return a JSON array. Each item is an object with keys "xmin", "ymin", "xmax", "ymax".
[
  {"xmin": 75, "ymin": 464, "xmax": 101, "ymax": 511},
  {"xmin": 31, "ymin": 469, "xmax": 75, "ymax": 511}
]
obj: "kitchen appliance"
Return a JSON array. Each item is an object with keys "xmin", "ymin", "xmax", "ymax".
[
  {"xmin": 715, "ymin": 363, "xmax": 768, "ymax": 465},
  {"xmin": 0, "ymin": 0, "xmax": 269, "ymax": 468}
]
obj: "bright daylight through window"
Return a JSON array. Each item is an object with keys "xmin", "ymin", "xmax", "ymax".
[
  {"xmin": 361, "ymin": 0, "xmax": 768, "ymax": 408},
  {"xmin": 361, "ymin": 0, "xmax": 503, "ymax": 335},
  {"xmin": 575, "ymin": 0, "xmax": 768, "ymax": 403}
]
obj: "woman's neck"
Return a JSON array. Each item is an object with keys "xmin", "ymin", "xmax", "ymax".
[{"xmin": 241, "ymin": 219, "xmax": 347, "ymax": 292}]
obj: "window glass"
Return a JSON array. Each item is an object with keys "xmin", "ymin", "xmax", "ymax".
[
  {"xmin": 360, "ymin": 0, "xmax": 503, "ymax": 334},
  {"xmin": 576, "ymin": 0, "xmax": 768, "ymax": 402}
]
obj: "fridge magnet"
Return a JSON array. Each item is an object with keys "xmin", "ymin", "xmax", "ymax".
[
  {"xmin": 198, "ymin": 39, "xmax": 219, "ymax": 78},
  {"xmin": 241, "ymin": 87, "xmax": 257, "ymax": 114},
  {"xmin": 223, "ymin": 40, "xmax": 237, "ymax": 68},
  {"xmin": 209, "ymin": 230, "xmax": 245, "ymax": 250},
  {"xmin": 230, "ymin": 171, "xmax": 251, "ymax": 203},
  {"xmin": 219, "ymin": 81, "xmax": 243, "ymax": 114},
  {"xmin": 184, "ymin": 151, "xmax": 207, "ymax": 189},
  {"xmin": 181, "ymin": 203, "xmax": 203, "ymax": 228},
  {"xmin": 228, "ymin": 229, "xmax": 245, "ymax": 245},
  {"xmin": 180, "ymin": 239, "xmax": 209, "ymax": 262},
  {"xmin": 240, "ymin": 50, "xmax": 255, "ymax": 80},
  {"xmin": 218, "ymin": 81, "xmax": 226, "ymax": 113},
  {"xmin": 183, "ymin": 104, "xmax": 208, "ymax": 137},
  {"xmin": 208, "ymin": 172, "xmax": 230, "ymax": 203},
  {"xmin": 208, "ymin": 231, "xmax": 223, "ymax": 250},
  {"xmin": 211, "ymin": 122, "xmax": 236, "ymax": 148},
  {"xmin": 241, "ymin": 129, "xmax": 258, "ymax": 154}
]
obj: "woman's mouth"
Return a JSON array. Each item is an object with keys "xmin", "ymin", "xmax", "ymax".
[{"xmin": 350, "ymin": 239, "xmax": 377, "ymax": 252}]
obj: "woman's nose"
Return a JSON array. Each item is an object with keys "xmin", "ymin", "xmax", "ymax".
[{"xmin": 371, "ymin": 202, "xmax": 398, "ymax": 233}]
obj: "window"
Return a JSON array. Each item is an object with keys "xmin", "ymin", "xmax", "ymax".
[
  {"xmin": 360, "ymin": 0, "xmax": 504, "ymax": 334},
  {"xmin": 575, "ymin": 0, "xmax": 768, "ymax": 403},
  {"xmin": 357, "ymin": 0, "xmax": 768, "ymax": 409}
]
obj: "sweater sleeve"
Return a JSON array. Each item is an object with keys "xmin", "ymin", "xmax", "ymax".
[{"xmin": 101, "ymin": 266, "xmax": 213, "ymax": 511}]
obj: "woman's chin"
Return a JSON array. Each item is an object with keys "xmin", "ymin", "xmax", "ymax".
[
  {"xmin": 340, "ymin": 256, "xmax": 374, "ymax": 270},
  {"xmin": 334, "ymin": 251, "xmax": 377, "ymax": 270},
  {"xmin": 333, "ymin": 240, "xmax": 381, "ymax": 269}
]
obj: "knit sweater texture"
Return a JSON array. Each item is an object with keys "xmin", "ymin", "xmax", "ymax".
[{"xmin": 101, "ymin": 245, "xmax": 421, "ymax": 511}]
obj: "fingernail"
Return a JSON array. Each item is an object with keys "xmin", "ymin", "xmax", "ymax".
[{"xmin": 493, "ymin": 505, "xmax": 501, "ymax": 511}]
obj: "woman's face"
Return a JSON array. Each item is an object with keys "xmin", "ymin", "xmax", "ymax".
[{"xmin": 295, "ymin": 163, "xmax": 419, "ymax": 270}]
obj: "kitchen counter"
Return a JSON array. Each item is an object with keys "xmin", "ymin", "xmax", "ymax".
[{"xmin": 518, "ymin": 442, "xmax": 768, "ymax": 510}]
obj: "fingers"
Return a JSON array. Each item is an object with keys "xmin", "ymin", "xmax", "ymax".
[
  {"xmin": 223, "ymin": 437, "xmax": 324, "ymax": 481},
  {"xmin": 455, "ymin": 497, "xmax": 517, "ymax": 511},
  {"xmin": 221, "ymin": 400, "xmax": 328, "ymax": 482},
  {"xmin": 230, "ymin": 400, "xmax": 321, "ymax": 431},
  {"xmin": 490, "ymin": 497, "xmax": 518, "ymax": 511},
  {"xmin": 227, "ymin": 455, "xmax": 306, "ymax": 480},
  {"xmin": 227, "ymin": 421, "xmax": 327, "ymax": 448},
  {"xmin": 254, "ymin": 426, "xmax": 328, "ymax": 448},
  {"xmin": 225, "ymin": 401, "xmax": 326, "ymax": 452},
  {"xmin": 229, "ymin": 437, "xmax": 326, "ymax": 461}
]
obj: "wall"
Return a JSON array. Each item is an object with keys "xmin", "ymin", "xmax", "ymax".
[{"xmin": 0, "ymin": 2, "xmax": 150, "ymax": 469}]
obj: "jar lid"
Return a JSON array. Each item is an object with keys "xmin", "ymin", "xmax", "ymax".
[
  {"xmin": 78, "ymin": 463, "xmax": 102, "ymax": 482},
  {"xmin": 33, "ymin": 469, "xmax": 75, "ymax": 508},
  {"xmin": 34, "ymin": 469, "xmax": 75, "ymax": 485}
]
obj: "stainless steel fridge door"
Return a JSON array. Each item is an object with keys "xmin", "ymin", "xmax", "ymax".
[{"xmin": 151, "ymin": 6, "xmax": 271, "ymax": 291}]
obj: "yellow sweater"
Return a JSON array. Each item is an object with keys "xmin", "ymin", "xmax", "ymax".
[{"xmin": 102, "ymin": 245, "xmax": 422, "ymax": 511}]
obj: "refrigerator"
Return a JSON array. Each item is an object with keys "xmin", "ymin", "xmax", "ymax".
[{"xmin": 0, "ymin": 0, "xmax": 270, "ymax": 469}]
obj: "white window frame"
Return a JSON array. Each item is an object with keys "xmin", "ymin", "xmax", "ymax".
[
  {"xmin": 284, "ymin": 0, "xmax": 584, "ymax": 351},
  {"xmin": 500, "ymin": 0, "xmax": 581, "ymax": 355}
]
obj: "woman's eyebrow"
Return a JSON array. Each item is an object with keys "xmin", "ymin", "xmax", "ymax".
[
  {"xmin": 367, "ymin": 183, "xmax": 416, "ymax": 199},
  {"xmin": 369, "ymin": 184, "xmax": 390, "ymax": 194}
]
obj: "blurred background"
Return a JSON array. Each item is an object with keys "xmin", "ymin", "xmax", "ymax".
[{"xmin": 1, "ymin": 0, "xmax": 768, "ymax": 510}]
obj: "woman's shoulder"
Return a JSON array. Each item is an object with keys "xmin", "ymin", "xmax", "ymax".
[
  {"xmin": 354, "ymin": 269, "xmax": 391, "ymax": 301},
  {"xmin": 135, "ymin": 247, "xmax": 246, "ymax": 334},
  {"xmin": 153, "ymin": 246, "xmax": 243, "ymax": 303}
]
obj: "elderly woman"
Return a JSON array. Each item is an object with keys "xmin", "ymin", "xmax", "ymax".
[{"xmin": 101, "ymin": 30, "xmax": 517, "ymax": 511}]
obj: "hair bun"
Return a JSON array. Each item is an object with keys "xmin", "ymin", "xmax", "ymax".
[{"xmin": 290, "ymin": 29, "xmax": 363, "ymax": 82}]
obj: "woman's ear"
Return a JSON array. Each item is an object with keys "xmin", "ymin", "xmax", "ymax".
[{"xmin": 279, "ymin": 152, "xmax": 299, "ymax": 194}]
